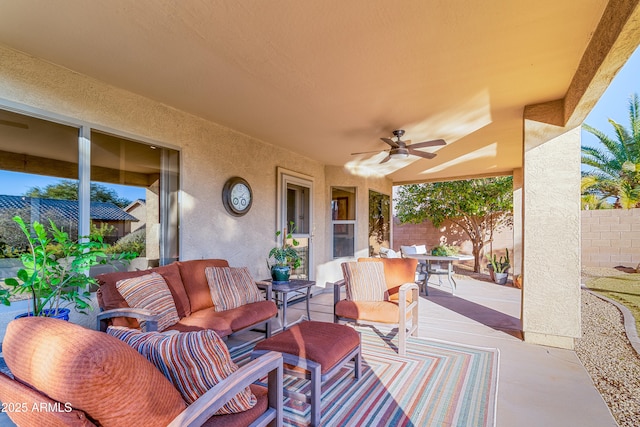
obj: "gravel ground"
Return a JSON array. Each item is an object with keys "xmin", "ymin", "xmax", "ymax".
[{"xmin": 576, "ymin": 289, "xmax": 640, "ymax": 426}]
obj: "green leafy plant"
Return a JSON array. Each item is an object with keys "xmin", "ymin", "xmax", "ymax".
[
  {"xmin": 581, "ymin": 93, "xmax": 640, "ymax": 209},
  {"xmin": 430, "ymin": 244, "xmax": 459, "ymax": 256},
  {"xmin": 488, "ymin": 248, "xmax": 510, "ymax": 273},
  {"xmin": 106, "ymin": 227, "xmax": 146, "ymax": 257},
  {"xmin": 396, "ymin": 177, "xmax": 513, "ymax": 272},
  {"xmin": 0, "ymin": 216, "xmax": 137, "ymax": 317},
  {"xmin": 0, "ymin": 241, "xmax": 21, "ymax": 258},
  {"xmin": 268, "ymin": 222, "xmax": 301, "ymax": 269}
]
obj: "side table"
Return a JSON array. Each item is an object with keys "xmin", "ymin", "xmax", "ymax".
[{"xmin": 265, "ymin": 279, "xmax": 315, "ymax": 329}]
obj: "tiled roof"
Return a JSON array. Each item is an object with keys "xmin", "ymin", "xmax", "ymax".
[{"xmin": 0, "ymin": 195, "xmax": 138, "ymax": 222}]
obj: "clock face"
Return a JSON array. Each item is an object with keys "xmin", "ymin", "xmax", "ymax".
[
  {"xmin": 230, "ymin": 183, "xmax": 251, "ymax": 211},
  {"xmin": 223, "ymin": 177, "xmax": 252, "ymax": 216}
]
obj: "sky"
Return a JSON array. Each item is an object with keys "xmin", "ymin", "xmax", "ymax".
[
  {"xmin": 0, "ymin": 47, "xmax": 638, "ymax": 201},
  {"xmin": 0, "ymin": 171, "xmax": 145, "ymax": 203},
  {"xmin": 581, "ymin": 46, "xmax": 640, "ymax": 151}
]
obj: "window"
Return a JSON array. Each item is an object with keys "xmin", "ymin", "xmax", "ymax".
[
  {"xmin": 331, "ymin": 186, "xmax": 356, "ymax": 258},
  {"xmin": 0, "ymin": 109, "xmax": 80, "ymax": 246},
  {"xmin": 0, "ymin": 108, "xmax": 180, "ymax": 276},
  {"xmin": 368, "ymin": 190, "xmax": 390, "ymax": 256},
  {"xmin": 91, "ymin": 130, "xmax": 180, "ymax": 266}
]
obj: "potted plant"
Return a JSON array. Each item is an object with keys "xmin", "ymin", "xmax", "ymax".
[
  {"xmin": 267, "ymin": 222, "xmax": 301, "ymax": 283},
  {"xmin": 488, "ymin": 249, "xmax": 510, "ymax": 285},
  {"xmin": 430, "ymin": 244, "xmax": 459, "ymax": 256},
  {"xmin": 0, "ymin": 216, "xmax": 136, "ymax": 319}
]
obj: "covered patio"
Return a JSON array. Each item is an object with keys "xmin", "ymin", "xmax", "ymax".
[{"xmin": 0, "ymin": 0, "xmax": 638, "ymax": 425}]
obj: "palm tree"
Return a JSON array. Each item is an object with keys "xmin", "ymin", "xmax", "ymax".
[{"xmin": 581, "ymin": 93, "xmax": 640, "ymax": 209}]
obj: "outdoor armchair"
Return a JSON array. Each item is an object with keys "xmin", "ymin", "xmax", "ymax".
[
  {"xmin": 333, "ymin": 259, "xmax": 420, "ymax": 356},
  {"xmin": 0, "ymin": 317, "xmax": 283, "ymax": 427}
]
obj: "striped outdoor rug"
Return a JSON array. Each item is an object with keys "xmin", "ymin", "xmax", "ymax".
[{"xmin": 231, "ymin": 326, "xmax": 499, "ymax": 427}]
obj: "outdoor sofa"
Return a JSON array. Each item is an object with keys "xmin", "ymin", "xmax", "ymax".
[{"xmin": 96, "ymin": 259, "xmax": 278, "ymax": 338}]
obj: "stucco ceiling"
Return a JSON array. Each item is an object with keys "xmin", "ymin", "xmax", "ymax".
[{"xmin": 0, "ymin": 0, "xmax": 611, "ymax": 183}]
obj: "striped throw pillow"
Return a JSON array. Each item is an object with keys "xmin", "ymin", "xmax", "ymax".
[
  {"xmin": 106, "ymin": 327, "xmax": 257, "ymax": 414},
  {"xmin": 341, "ymin": 261, "xmax": 388, "ymax": 301},
  {"xmin": 205, "ymin": 266, "xmax": 264, "ymax": 312},
  {"xmin": 116, "ymin": 272, "xmax": 180, "ymax": 331}
]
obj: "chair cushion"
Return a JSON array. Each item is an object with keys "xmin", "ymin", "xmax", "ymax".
[
  {"xmin": 96, "ymin": 262, "xmax": 190, "ymax": 328},
  {"xmin": 116, "ymin": 272, "xmax": 180, "ymax": 331},
  {"xmin": 205, "ymin": 266, "xmax": 264, "ymax": 311},
  {"xmin": 358, "ymin": 257, "xmax": 418, "ymax": 300},
  {"xmin": 254, "ymin": 321, "xmax": 360, "ymax": 374},
  {"xmin": 3, "ymin": 317, "xmax": 186, "ymax": 427},
  {"xmin": 0, "ymin": 372, "xmax": 96, "ymax": 427},
  {"xmin": 335, "ymin": 300, "xmax": 400, "ymax": 324},
  {"xmin": 414, "ymin": 244, "xmax": 427, "ymax": 254},
  {"xmin": 202, "ymin": 384, "xmax": 269, "ymax": 427},
  {"xmin": 379, "ymin": 247, "xmax": 399, "ymax": 258},
  {"xmin": 177, "ymin": 259, "xmax": 230, "ymax": 312},
  {"xmin": 164, "ymin": 301, "xmax": 277, "ymax": 337},
  {"xmin": 107, "ymin": 327, "xmax": 256, "ymax": 414},
  {"xmin": 341, "ymin": 261, "xmax": 388, "ymax": 301},
  {"xmin": 400, "ymin": 245, "xmax": 418, "ymax": 255}
]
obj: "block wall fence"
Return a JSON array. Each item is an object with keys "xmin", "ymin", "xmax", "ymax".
[
  {"xmin": 393, "ymin": 207, "xmax": 640, "ymax": 269},
  {"xmin": 392, "ymin": 217, "xmax": 512, "ymax": 271},
  {"xmin": 581, "ymin": 208, "xmax": 640, "ymax": 268}
]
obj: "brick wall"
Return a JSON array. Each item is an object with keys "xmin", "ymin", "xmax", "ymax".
[
  {"xmin": 393, "ymin": 208, "xmax": 640, "ymax": 270},
  {"xmin": 581, "ymin": 208, "xmax": 640, "ymax": 268},
  {"xmin": 392, "ymin": 217, "xmax": 513, "ymax": 270}
]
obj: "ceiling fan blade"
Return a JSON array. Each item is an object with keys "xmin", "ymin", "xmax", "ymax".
[
  {"xmin": 380, "ymin": 137, "xmax": 400, "ymax": 148},
  {"xmin": 408, "ymin": 148, "xmax": 437, "ymax": 159},
  {"xmin": 379, "ymin": 154, "xmax": 392, "ymax": 164},
  {"xmin": 409, "ymin": 139, "xmax": 446, "ymax": 149},
  {"xmin": 351, "ymin": 149, "xmax": 390, "ymax": 156}
]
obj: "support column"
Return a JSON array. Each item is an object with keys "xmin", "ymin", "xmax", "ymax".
[
  {"xmin": 512, "ymin": 168, "xmax": 523, "ymax": 284},
  {"xmin": 522, "ymin": 112, "xmax": 581, "ymax": 349}
]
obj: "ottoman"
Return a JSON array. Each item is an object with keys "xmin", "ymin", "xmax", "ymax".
[{"xmin": 251, "ymin": 321, "xmax": 361, "ymax": 427}]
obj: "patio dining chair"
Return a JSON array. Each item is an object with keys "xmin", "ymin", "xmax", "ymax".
[
  {"xmin": 333, "ymin": 260, "xmax": 420, "ymax": 356},
  {"xmin": 400, "ymin": 244, "xmax": 429, "ymax": 290}
]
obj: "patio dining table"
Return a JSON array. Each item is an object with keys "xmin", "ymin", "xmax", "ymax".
[{"xmin": 403, "ymin": 254, "xmax": 474, "ymax": 295}]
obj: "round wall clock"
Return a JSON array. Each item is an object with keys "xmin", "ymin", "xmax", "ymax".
[{"xmin": 222, "ymin": 176, "xmax": 253, "ymax": 216}]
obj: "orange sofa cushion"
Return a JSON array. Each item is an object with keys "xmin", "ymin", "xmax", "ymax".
[
  {"xmin": 203, "ymin": 384, "xmax": 269, "ymax": 427},
  {"xmin": 97, "ymin": 262, "xmax": 190, "ymax": 328},
  {"xmin": 0, "ymin": 372, "xmax": 96, "ymax": 427},
  {"xmin": 3, "ymin": 317, "xmax": 186, "ymax": 427},
  {"xmin": 166, "ymin": 301, "xmax": 277, "ymax": 338},
  {"xmin": 177, "ymin": 259, "xmax": 230, "ymax": 312}
]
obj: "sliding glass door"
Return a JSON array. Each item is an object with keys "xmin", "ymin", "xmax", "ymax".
[{"xmin": 0, "ymin": 108, "xmax": 180, "ymax": 273}]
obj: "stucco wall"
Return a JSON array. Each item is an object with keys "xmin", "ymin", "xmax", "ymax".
[
  {"xmin": 0, "ymin": 45, "xmax": 391, "ymax": 296},
  {"xmin": 581, "ymin": 208, "xmax": 640, "ymax": 268}
]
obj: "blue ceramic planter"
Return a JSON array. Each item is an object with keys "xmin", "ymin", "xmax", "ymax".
[
  {"xmin": 15, "ymin": 308, "xmax": 71, "ymax": 321},
  {"xmin": 271, "ymin": 265, "xmax": 291, "ymax": 283}
]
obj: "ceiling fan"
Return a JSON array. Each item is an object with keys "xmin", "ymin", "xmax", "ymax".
[{"xmin": 351, "ymin": 129, "xmax": 446, "ymax": 164}]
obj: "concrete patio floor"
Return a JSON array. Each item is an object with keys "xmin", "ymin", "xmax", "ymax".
[{"xmin": 269, "ymin": 274, "xmax": 618, "ymax": 427}]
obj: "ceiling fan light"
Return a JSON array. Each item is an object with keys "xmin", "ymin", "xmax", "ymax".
[{"xmin": 389, "ymin": 148, "xmax": 409, "ymax": 159}]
